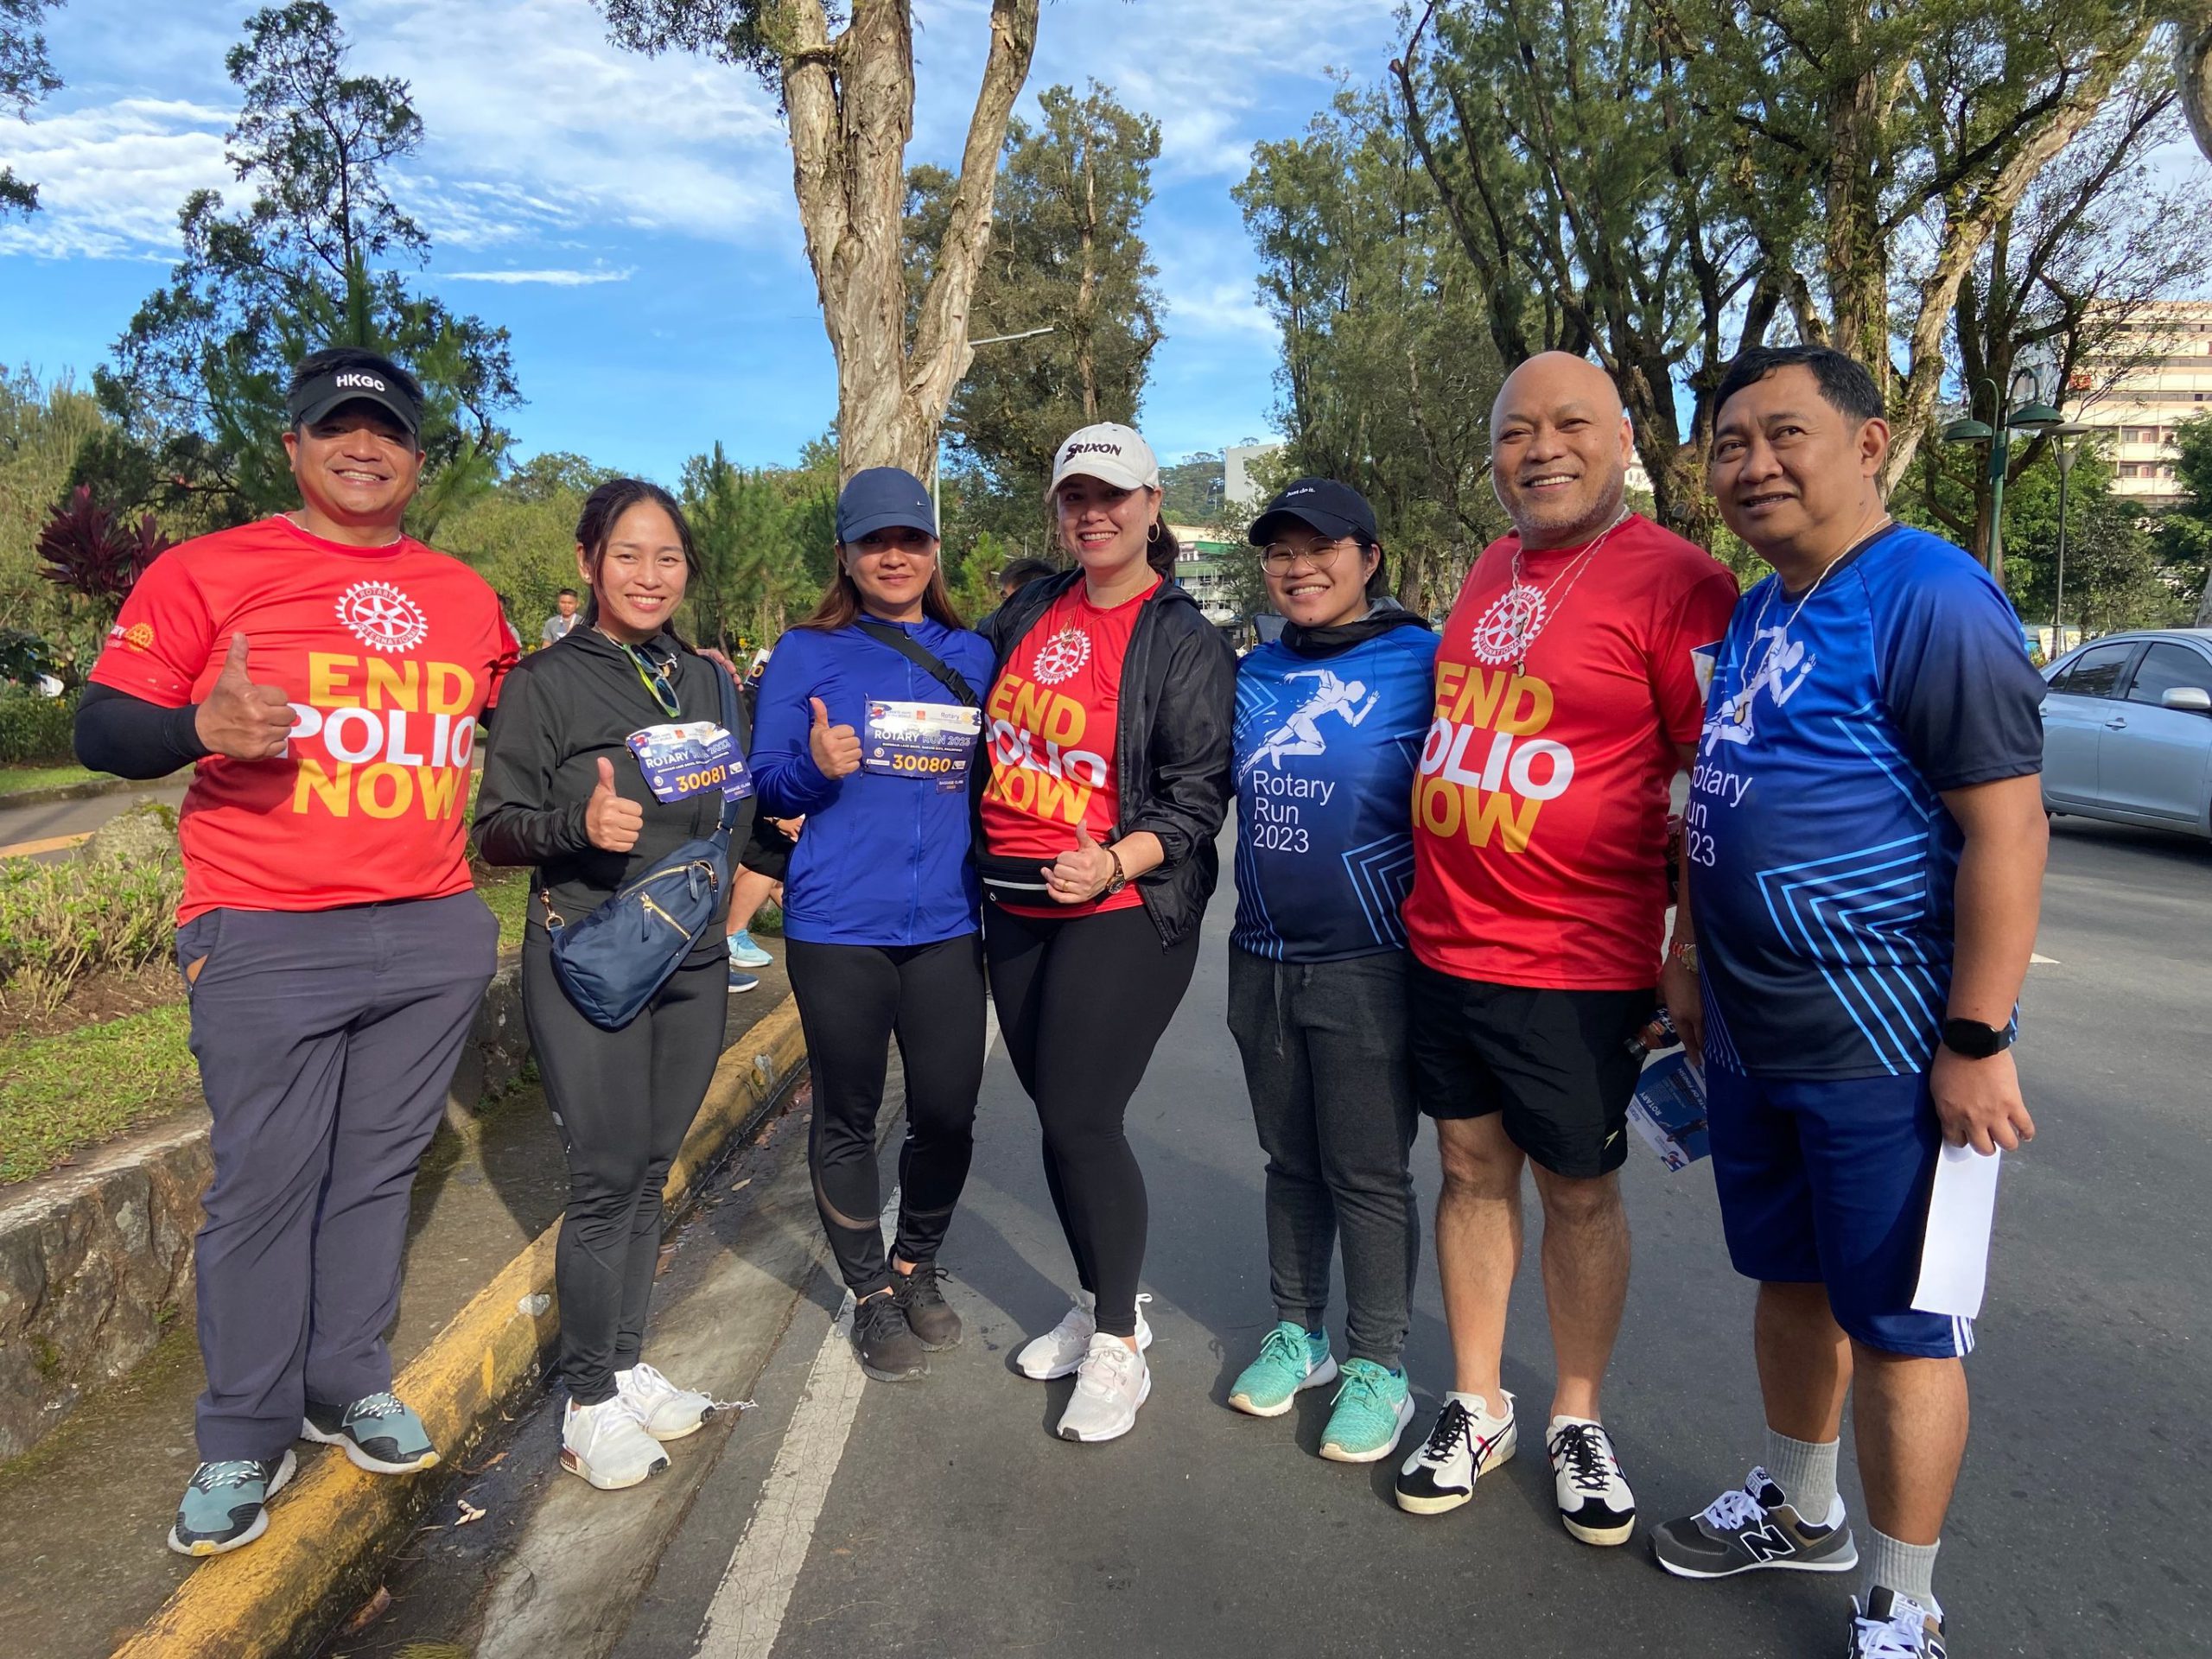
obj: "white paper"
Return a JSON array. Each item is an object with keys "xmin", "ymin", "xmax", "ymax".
[{"xmin": 1910, "ymin": 1144, "xmax": 2003, "ymax": 1319}]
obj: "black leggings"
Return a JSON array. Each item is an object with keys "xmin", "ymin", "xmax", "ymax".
[
  {"xmin": 984, "ymin": 903, "xmax": 1200, "ymax": 1338},
  {"xmin": 786, "ymin": 934, "xmax": 987, "ymax": 1300},
  {"xmin": 522, "ymin": 932, "xmax": 728, "ymax": 1406}
]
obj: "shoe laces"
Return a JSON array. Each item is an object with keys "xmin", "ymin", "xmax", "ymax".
[
  {"xmin": 1549, "ymin": 1421, "xmax": 1620, "ymax": 1496},
  {"xmin": 1076, "ymin": 1338, "xmax": 1140, "ymax": 1395},
  {"xmin": 625, "ymin": 1362, "xmax": 677, "ymax": 1403},
  {"xmin": 1853, "ymin": 1598, "xmax": 1933, "ymax": 1658},
  {"xmin": 856, "ymin": 1293, "xmax": 908, "ymax": 1341},
  {"xmin": 346, "ymin": 1391, "xmax": 407, "ymax": 1423},
  {"xmin": 1415, "ymin": 1398, "xmax": 1474, "ymax": 1463},
  {"xmin": 191, "ymin": 1459, "xmax": 267, "ymax": 1492},
  {"xmin": 897, "ymin": 1262, "xmax": 949, "ymax": 1305},
  {"xmin": 1700, "ymin": 1468, "xmax": 1774, "ymax": 1530},
  {"xmin": 1255, "ymin": 1323, "xmax": 1312, "ymax": 1373},
  {"xmin": 1332, "ymin": 1360, "xmax": 1395, "ymax": 1416}
]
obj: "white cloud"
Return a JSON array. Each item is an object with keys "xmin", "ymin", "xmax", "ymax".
[
  {"xmin": 440, "ymin": 265, "xmax": 635, "ymax": 286},
  {"xmin": 1161, "ymin": 274, "xmax": 1277, "ymax": 341},
  {"xmin": 0, "ymin": 97, "xmax": 231, "ymax": 260}
]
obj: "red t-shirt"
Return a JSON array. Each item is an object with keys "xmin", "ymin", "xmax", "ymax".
[
  {"xmin": 981, "ymin": 578, "xmax": 1159, "ymax": 918},
  {"xmin": 1402, "ymin": 514, "xmax": 1737, "ymax": 988},
  {"xmin": 88, "ymin": 515, "xmax": 519, "ymax": 922}
]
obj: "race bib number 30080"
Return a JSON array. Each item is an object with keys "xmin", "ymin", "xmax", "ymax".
[
  {"xmin": 866, "ymin": 700, "xmax": 981, "ymax": 787},
  {"xmin": 626, "ymin": 721, "xmax": 753, "ymax": 804}
]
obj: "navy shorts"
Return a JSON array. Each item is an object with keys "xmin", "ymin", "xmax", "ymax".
[{"xmin": 1705, "ymin": 1067, "xmax": 1976, "ymax": 1359}]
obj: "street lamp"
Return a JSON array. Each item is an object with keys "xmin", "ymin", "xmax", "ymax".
[
  {"xmin": 1939, "ymin": 365, "xmax": 2064, "ymax": 582},
  {"xmin": 932, "ymin": 325, "xmax": 1057, "ymax": 529},
  {"xmin": 2047, "ymin": 420, "xmax": 2091, "ymax": 657}
]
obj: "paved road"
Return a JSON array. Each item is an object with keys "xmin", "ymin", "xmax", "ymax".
[
  {"xmin": 336, "ymin": 817, "xmax": 2212, "ymax": 1659},
  {"xmin": 0, "ymin": 778, "xmax": 188, "ymax": 855}
]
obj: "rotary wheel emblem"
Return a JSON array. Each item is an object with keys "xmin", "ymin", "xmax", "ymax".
[
  {"xmin": 1030, "ymin": 625, "xmax": 1091, "ymax": 686},
  {"xmin": 336, "ymin": 580, "xmax": 429, "ymax": 654},
  {"xmin": 1468, "ymin": 585, "xmax": 1546, "ymax": 666}
]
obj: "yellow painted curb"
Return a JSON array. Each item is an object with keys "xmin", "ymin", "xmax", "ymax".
[
  {"xmin": 0, "ymin": 830, "xmax": 92, "ymax": 859},
  {"xmin": 112, "ymin": 994, "xmax": 807, "ymax": 1659}
]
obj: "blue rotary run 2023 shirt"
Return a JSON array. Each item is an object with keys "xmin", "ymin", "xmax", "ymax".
[
  {"xmin": 1232, "ymin": 621, "xmax": 1440, "ymax": 962},
  {"xmin": 1687, "ymin": 524, "xmax": 2046, "ymax": 1079}
]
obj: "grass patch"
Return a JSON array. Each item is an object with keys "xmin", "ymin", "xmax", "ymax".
[
  {"xmin": 0, "ymin": 1002, "xmax": 198, "ymax": 1183},
  {"xmin": 0, "ymin": 763, "xmax": 102, "ymax": 797},
  {"xmin": 474, "ymin": 862, "xmax": 532, "ymax": 952},
  {"xmin": 0, "ymin": 830, "xmax": 183, "ymax": 1009}
]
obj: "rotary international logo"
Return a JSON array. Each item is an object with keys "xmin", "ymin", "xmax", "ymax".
[
  {"xmin": 1467, "ymin": 585, "xmax": 1547, "ymax": 667},
  {"xmin": 124, "ymin": 622, "xmax": 155, "ymax": 652},
  {"xmin": 1030, "ymin": 624, "xmax": 1091, "ymax": 686},
  {"xmin": 336, "ymin": 580, "xmax": 429, "ymax": 654}
]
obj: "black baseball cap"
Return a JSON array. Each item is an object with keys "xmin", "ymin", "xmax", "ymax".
[
  {"xmin": 1248, "ymin": 478, "xmax": 1378, "ymax": 547},
  {"xmin": 836, "ymin": 467, "xmax": 938, "ymax": 543},
  {"xmin": 286, "ymin": 359, "xmax": 423, "ymax": 439}
]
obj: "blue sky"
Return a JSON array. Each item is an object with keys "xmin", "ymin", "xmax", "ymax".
[{"xmin": 0, "ymin": 0, "xmax": 1407, "ymax": 480}]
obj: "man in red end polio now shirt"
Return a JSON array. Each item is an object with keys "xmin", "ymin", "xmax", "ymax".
[{"xmin": 74, "ymin": 348, "xmax": 518, "ymax": 1560}]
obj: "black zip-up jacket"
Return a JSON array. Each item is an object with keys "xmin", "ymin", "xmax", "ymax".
[
  {"xmin": 474, "ymin": 627, "xmax": 754, "ymax": 966},
  {"xmin": 979, "ymin": 569, "xmax": 1237, "ymax": 947}
]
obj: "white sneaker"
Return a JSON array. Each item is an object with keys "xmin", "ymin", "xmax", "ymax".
[
  {"xmin": 616, "ymin": 1362, "xmax": 715, "ymax": 1442},
  {"xmin": 561, "ymin": 1395, "xmax": 670, "ymax": 1490},
  {"xmin": 1548, "ymin": 1417, "xmax": 1637, "ymax": 1545},
  {"xmin": 1395, "ymin": 1390, "xmax": 1516, "ymax": 1515},
  {"xmin": 1055, "ymin": 1332, "xmax": 1151, "ymax": 1443},
  {"xmin": 1015, "ymin": 1290, "xmax": 1154, "ymax": 1381}
]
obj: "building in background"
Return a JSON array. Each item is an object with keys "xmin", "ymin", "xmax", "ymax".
[
  {"xmin": 1169, "ymin": 524, "xmax": 1243, "ymax": 628},
  {"xmin": 1224, "ymin": 443, "xmax": 1282, "ymax": 514},
  {"xmin": 2069, "ymin": 302, "xmax": 2212, "ymax": 507}
]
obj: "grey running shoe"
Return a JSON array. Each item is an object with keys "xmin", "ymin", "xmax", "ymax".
[
  {"xmin": 1653, "ymin": 1465, "xmax": 1858, "ymax": 1579},
  {"xmin": 1847, "ymin": 1587, "xmax": 1947, "ymax": 1657},
  {"xmin": 167, "ymin": 1450, "xmax": 296, "ymax": 1557},
  {"xmin": 302, "ymin": 1391, "xmax": 439, "ymax": 1473},
  {"xmin": 854, "ymin": 1290, "xmax": 929, "ymax": 1382},
  {"xmin": 893, "ymin": 1261, "xmax": 962, "ymax": 1351}
]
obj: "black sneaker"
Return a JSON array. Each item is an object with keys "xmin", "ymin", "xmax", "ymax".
[
  {"xmin": 1653, "ymin": 1465, "xmax": 1859, "ymax": 1579},
  {"xmin": 301, "ymin": 1391, "xmax": 439, "ymax": 1473},
  {"xmin": 1847, "ymin": 1587, "xmax": 1947, "ymax": 1657},
  {"xmin": 893, "ymin": 1261, "xmax": 962, "ymax": 1351},
  {"xmin": 1548, "ymin": 1418, "xmax": 1637, "ymax": 1546},
  {"xmin": 854, "ymin": 1289, "xmax": 928, "ymax": 1382},
  {"xmin": 167, "ymin": 1451, "xmax": 296, "ymax": 1557}
]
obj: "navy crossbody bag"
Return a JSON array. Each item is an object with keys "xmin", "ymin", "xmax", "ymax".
[{"xmin": 541, "ymin": 664, "xmax": 746, "ymax": 1031}]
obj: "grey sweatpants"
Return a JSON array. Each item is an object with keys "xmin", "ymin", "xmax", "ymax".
[
  {"xmin": 179, "ymin": 893, "xmax": 498, "ymax": 1462},
  {"xmin": 1226, "ymin": 946, "xmax": 1421, "ymax": 1368}
]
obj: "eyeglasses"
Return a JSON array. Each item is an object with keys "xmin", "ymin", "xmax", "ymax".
[{"xmin": 1261, "ymin": 537, "xmax": 1355, "ymax": 573}]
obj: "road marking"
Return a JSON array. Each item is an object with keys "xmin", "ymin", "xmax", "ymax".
[
  {"xmin": 0, "ymin": 830, "xmax": 92, "ymax": 859},
  {"xmin": 693, "ymin": 1012, "xmax": 1000, "ymax": 1659},
  {"xmin": 2031, "ymin": 952, "xmax": 2060, "ymax": 965}
]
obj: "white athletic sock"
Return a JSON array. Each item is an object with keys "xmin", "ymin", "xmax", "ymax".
[
  {"xmin": 1446, "ymin": 1389, "xmax": 1511, "ymax": 1427},
  {"xmin": 1764, "ymin": 1426, "xmax": 1840, "ymax": 1522},
  {"xmin": 1865, "ymin": 1526, "xmax": 1942, "ymax": 1620}
]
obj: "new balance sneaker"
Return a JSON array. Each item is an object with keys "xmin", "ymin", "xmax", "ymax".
[
  {"xmin": 1227, "ymin": 1322, "xmax": 1337, "ymax": 1417},
  {"xmin": 167, "ymin": 1451, "xmax": 296, "ymax": 1557},
  {"xmin": 561, "ymin": 1395, "xmax": 669, "ymax": 1490},
  {"xmin": 853, "ymin": 1289, "xmax": 928, "ymax": 1382},
  {"xmin": 1395, "ymin": 1391, "xmax": 1516, "ymax": 1515},
  {"xmin": 1015, "ymin": 1290, "xmax": 1154, "ymax": 1381},
  {"xmin": 1319, "ymin": 1358, "xmax": 1414, "ymax": 1463},
  {"xmin": 893, "ymin": 1260, "xmax": 962, "ymax": 1351},
  {"xmin": 728, "ymin": 966, "xmax": 760, "ymax": 995},
  {"xmin": 1847, "ymin": 1588, "xmax": 1947, "ymax": 1658},
  {"xmin": 301, "ymin": 1391, "xmax": 438, "ymax": 1474},
  {"xmin": 1548, "ymin": 1417, "xmax": 1637, "ymax": 1546},
  {"xmin": 1056, "ymin": 1332, "xmax": 1150, "ymax": 1443},
  {"xmin": 616, "ymin": 1362, "xmax": 715, "ymax": 1441},
  {"xmin": 1653, "ymin": 1465, "xmax": 1859, "ymax": 1578},
  {"xmin": 727, "ymin": 929, "xmax": 773, "ymax": 969}
]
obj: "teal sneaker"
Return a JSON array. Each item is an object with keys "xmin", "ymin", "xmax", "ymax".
[
  {"xmin": 1319, "ymin": 1358, "xmax": 1415, "ymax": 1463},
  {"xmin": 727, "ymin": 929, "xmax": 773, "ymax": 969},
  {"xmin": 302, "ymin": 1391, "xmax": 439, "ymax": 1473},
  {"xmin": 167, "ymin": 1451, "xmax": 296, "ymax": 1556},
  {"xmin": 1227, "ymin": 1322, "xmax": 1337, "ymax": 1418}
]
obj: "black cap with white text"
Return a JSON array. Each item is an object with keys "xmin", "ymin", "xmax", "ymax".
[
  {"xmin": 287, "ymin": 364, "xmax": 423, "ymax": 439},
  {"xmin": 1248, "ymin": 478, "xmax": 1379, "ymax": 548}
]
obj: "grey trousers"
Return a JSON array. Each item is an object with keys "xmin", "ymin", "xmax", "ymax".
[
  {"xmin": 1225, "ymin": 946, "xmax": 1421, "ymax": 1368},
  {"xmin": 180, "ymin": 894, "xmax": 498, "ymax": 1461}
]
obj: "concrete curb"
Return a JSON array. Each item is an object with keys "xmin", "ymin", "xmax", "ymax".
[
  {"xmin": 110, "ymin": 994, "xmax": 807, "ymax": 1659},
  {"xmin": 0, "ymin": 770, "xmax": 191, "ymax": 810}
]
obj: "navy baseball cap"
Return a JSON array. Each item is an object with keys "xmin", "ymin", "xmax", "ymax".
[
  {"xmin": 287, "ymin": 359, "xmax": 423, "ymax": 438},
  {"xmin": 837, "ymin": 467, "xmax": 938, "ymax": 543},
  {"xmin": 1248, "ymin": 478, "xmax": 1379, "ymax": 547}
]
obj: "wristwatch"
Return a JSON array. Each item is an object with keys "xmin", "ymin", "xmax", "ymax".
[
  {"xmin": 1103, "ymin": 848, "xmax": 1128, "ymax": 896},
  {"xmin": 1940, "ymin": 1017, "xmax": 2016, "ymax": 1060}
]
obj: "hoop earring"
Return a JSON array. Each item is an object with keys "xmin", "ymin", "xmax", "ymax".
[{"xmin": 1147, "ymin": 520, "xmax": 1162, "ymax": 544}]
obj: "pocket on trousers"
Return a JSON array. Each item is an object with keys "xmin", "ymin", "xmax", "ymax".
[{"xmin": 175, "ymin": 911, "xmax": 226, "ymax": 995}]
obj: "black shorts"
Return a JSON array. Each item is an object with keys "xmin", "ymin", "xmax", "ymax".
[{"xmin": 1408, "ymin": 960, "xmax": 1655, "ymax": 1179}]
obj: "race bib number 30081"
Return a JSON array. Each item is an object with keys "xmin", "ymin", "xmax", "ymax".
[
  {"xmin": 866, "ymin": 700, "xmax": 981, "ymax": 788},
  {"xmin": 626, "ymin": 721, "xmax": 753, "ymax": 804}
]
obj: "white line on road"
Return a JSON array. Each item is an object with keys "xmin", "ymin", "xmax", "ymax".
[
  {"xmin": 2031, "ymin": 952, "xmax": 2061, "ymax": 965},
  {"xmin": 692, "ymin": 1011, "xmax": 1000, "ymax": 1659}
]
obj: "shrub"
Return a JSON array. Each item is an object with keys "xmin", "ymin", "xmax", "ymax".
[
  {"xmin": 0, "ymin": 843, "xmax": 183, "ymax": 1009},
  {"xmin": 0, "ymin": 689, "xmax": 79, "ymax": 764}
]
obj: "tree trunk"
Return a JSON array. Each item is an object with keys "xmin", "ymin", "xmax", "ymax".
[
  {"xmin": 779, "ymin": 0, "xmax": 1039, "ymax": 482},
  {"xmin": 2181, "ymin": 5, "xmax": 2212, "ymax": 161},
  {"xmin": 1075, "ymin": 158, "xmax": 1099, "ymax": 421}
]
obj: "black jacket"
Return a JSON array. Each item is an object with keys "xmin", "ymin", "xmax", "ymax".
[
  {"xmin": 474, "ymin": 627, "xmax": 754, "ymax": 965},
  {"xmin": 980, "ymin": 569, "xmax": 1237, "ymax": 947}
]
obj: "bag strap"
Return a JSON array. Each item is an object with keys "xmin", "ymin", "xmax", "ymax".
[
  {"xmin": 852, "ymin": 618, "xmax": 981, "ymax": 709},
  {"xmin": 713, "ymin": 663, "xmax": 743, "ymax": 844}
]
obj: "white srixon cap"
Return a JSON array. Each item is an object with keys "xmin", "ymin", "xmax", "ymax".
[{"xmin": 1049, "ymin": 423, "xmax": 1160, "ymax": 494}]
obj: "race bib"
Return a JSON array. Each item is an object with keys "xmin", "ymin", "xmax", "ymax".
[
  {"xmin": 626, "ymin": 721, "xmax": 753, "ymax": 804},
  {"xmin": 865, "ymin": 700, "xmax": 981, "ymax": 787}
]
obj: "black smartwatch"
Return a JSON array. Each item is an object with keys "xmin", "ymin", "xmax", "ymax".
[{"xmin": 1940, "ymin": 1018, "xmax": 2016, "ymax": 1060}]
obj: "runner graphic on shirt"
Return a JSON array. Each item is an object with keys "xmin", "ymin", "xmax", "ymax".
[
  {"xmin": 1702, "ymin": 616, "xmax": 1814, "ymax": 753},
  {"xmin": 1246, "ymin": 667, "xmax": 1380, "ymax": 772}
]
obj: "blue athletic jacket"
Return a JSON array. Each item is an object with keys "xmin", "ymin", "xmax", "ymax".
[{"xmin": 748, "ymin": 617, "xmax": 996, "ymax": 947}]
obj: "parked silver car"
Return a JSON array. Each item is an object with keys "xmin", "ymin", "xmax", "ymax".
[{"xmin": 2040, "ymin": 629, "xmax": 2212, "ymax": 839}]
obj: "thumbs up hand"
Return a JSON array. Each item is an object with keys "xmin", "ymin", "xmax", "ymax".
[
  {"xmin": 585, "ymin": 755, "xmax": 645, "ymax": 853},
  {"xmin": 1044, "ymin": 820, "xmax": 1120, "ymax": 906},
  {"xmin": 807, "ymin": 695, "xmax": 861, "ymax": 780},
  {"xmin": 194, "ymin": 633, "xmax": 297, "ymax": 760}
]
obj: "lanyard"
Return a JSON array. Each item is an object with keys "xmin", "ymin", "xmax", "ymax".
[{"xmin": 610, "ymin": 635, "xmax": 683, "ymax": 720}]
